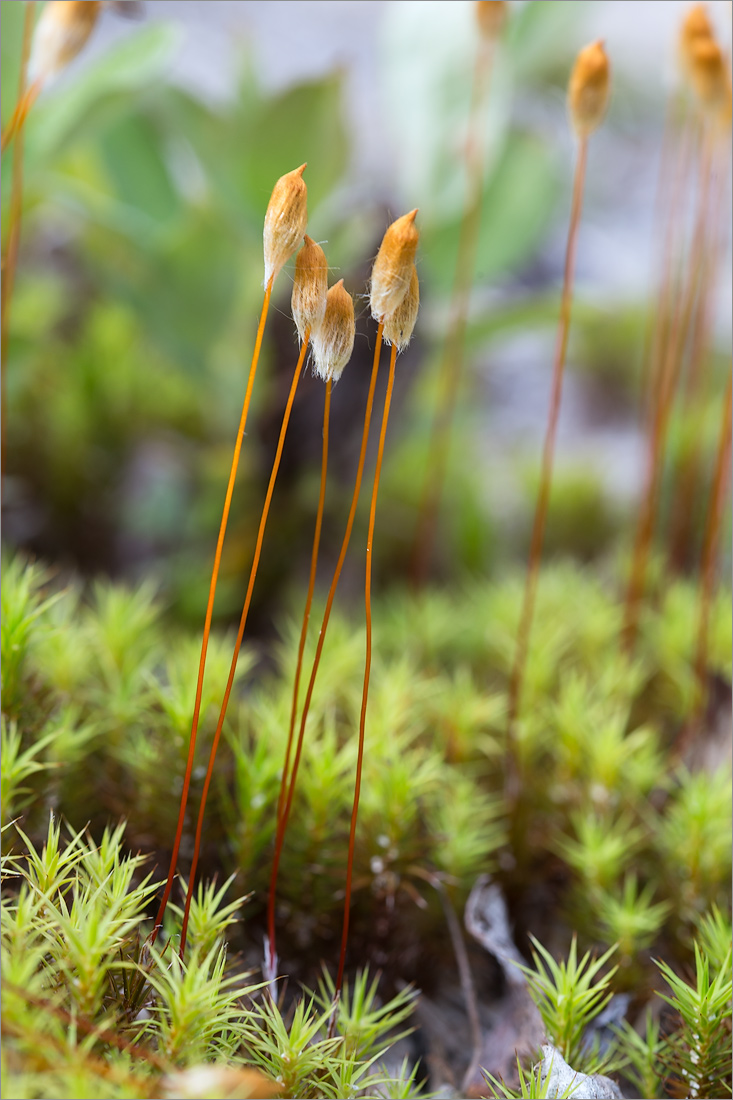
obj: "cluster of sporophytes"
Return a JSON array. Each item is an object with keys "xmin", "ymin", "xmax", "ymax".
[{"xmin": 133, "ymin": 156, "xmax": 424, "ymax": 1018}]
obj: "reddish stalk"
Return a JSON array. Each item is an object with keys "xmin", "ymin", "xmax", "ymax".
[
  {"xmin": 1, "ymin": 78, "xmax": 40, "ymax": 154},
  {"xmin": 640, "ymin": 107, "xmax": 696, "ymax": 427},
  {"xmin": 506, "ymin": 138, "xmax": 588, "ymax": 739},
  {"xmin": 179, "ymin": 330, "xmax": 310, "ymax": 955},
  {"xmin": 693, "ymin": 370, "xmax": 732, "ymax": 697},
  {"xmin": 152, "ymin": 279, "xmax": 273, "ymax": 944},
  {"xmin": 1, "ymin": 2, "xmax": 36, "ymax": 480},
  {"xmin": 266, "ymin": 379, "xmax": 331, "ymax": 965},
  {"xmin": 410, "ymin": 35, "xmax": 495, "ymax": 587},
  {"xmin": 277, "ymin": 379, "xmax": 332, "ymax": 826},
  {"xmin": 266, "ymin": 323, "xmax": 385, "ymax": 979},
  {"xmin": 335, "ymin": 340, "xmax": 397, "ymax": 999},
  {"xmin": 669, "ymin": 136, "xmax": 730, "ymax": 569},
  {"xmin": 676, "ymin": 370, "xmax": 732, "ymax": 759},
  {"xmin": 622, "ymin": 132, "xmax": 714, "ymax": 651}
]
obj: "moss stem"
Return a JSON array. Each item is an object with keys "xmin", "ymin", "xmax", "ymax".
[
  {"xmin": 152, "ymin": 279, "xmax": 273, "ymax": 944},
  {"xmin": 268, "ymin": 375, "xmax": 331, "ymax": 969},
  {"xmin": 639, "ymin": 103, "xmax": 695, "ymax": 429},
  {"xmin": 410, "ymin": 36, "xmax": 494, "ymax": 587},
  {"xmin": 669, "ymin": 133, "xmax": 728, "ymax": 570},
  {"xmin": 507, "ymin": 137, "xmax": 588, "ymax": 749},
  {"xmin": 622, "ymin": 131, "xmax": 714, "ymax": 651},
  {"xmin": 335, "ymin": 339, "xmax": 397, "ymax": 1001},
  {"xmin": 1, "ymin": 2, "xmax": 35, "ymax": 480},
  {"xmin": 266, "ymin": 323, "xmax": 384, "ymax": 981},
  {"xmin": 676, "ymin": 369, "xmax": 732, "ymax": 759},
  {"xmin": 179, "ymin": 327, "xmax": 309, "ymax": 955}
]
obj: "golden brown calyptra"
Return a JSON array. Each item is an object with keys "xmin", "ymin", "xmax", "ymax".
[
  {"xmin": 312, "ymin": 280, "xmax": 355, "ymax": 383},
  {"xmin": 263, "ymin": 164, "xmax": 308, "ymax": 287},
  {"xmin": 567, "ymin": 40, "xmax": 611, "ymax": 139},
  {"xmin": 688, "ymin": 35, "xmax": 732, "ymax": 117},
  {"xmin": 28, "ymin": 1, "xmax": 102, "ymax": 85},
  {"xmin": 383, "ymin": 265, "xmax": 419, "ymax": 352},
  {"xmin": 679, "ymin": 3, "xmax": 716, "ymax": 81},
  {"xmin": 292, "ymin": 236, "xmax": 328, "ymax": 345},
  {"xmin": 370, "ymin": 209, "xmax": 419, "ymax": 322},
  {"xmin": 475, "ymin": 0, "xmax": 508, "ymax": 40}
]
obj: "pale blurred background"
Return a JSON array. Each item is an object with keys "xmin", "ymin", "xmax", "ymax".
[{"xmin": 2, "ymin": 0, "xmax": 731, "ymax": 626}]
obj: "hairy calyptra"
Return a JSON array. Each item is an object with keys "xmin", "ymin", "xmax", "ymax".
[
  {"xmin": 312, "ymin": 280, "xmax": 356, "ymax": 383},
  {"xmin": 264, "ymin": 163, "xmax": 308, "ymax": 287},
  {"xmin": 292, "ymin": 235, "xmax": 328, "ymax": 345},
  {"xmin": 370, "ymin": 209, "xmax": 419, "ymax": 321},
  {"xmin": 568, "ymin": 40, "xmax": 611, "ymax": 139},
  {"xmin": 383, "ymin": 264, "xmax": 419, "ymax": 351}
]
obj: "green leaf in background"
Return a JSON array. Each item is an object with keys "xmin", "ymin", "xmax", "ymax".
[
  {"xmin": 422, "ymin": 131, "xmax": 560, "ymax": 295},
  {"xmin": 505, "ymin": 0, "xmax": 597, "ymax": 81},
  {"xmin": 158, "ymin": 86, "xmax": 262, "ymax": 237},
  {"xmin": 157, "ymin": 70, "xmax": 350, "ymax": 239},
  {"xmin": 24, "ymin": 21, "xmax": 182, "ymax": 162},
  {"xmin": 90, "ymin": 209, "xmax": 242, "ymax": 372},
  {"xmin": 3, "ymin": 18, "xmax": 182, "ymax": 227},
  {"xmin": 463, "ymin": 293, "xmax": 563, "ymax": 348},
  {"xmin": 234, "ymin": 71, "xmax": 350, "ymax": 219},
  {"xmin": 97, "ymin": 108, "xmax": 182, "ymax": 229}
]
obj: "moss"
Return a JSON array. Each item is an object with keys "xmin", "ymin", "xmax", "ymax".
[{"xmin": 2, "ymin": 555, "xmax": 730, "ymax": 1096}]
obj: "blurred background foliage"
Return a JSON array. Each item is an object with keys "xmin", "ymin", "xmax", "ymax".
[{"xmin": 1, "ymin": 0, "xmax": 730, "ymax": 634}]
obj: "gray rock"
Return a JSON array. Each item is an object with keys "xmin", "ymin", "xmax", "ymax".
[
  {"xmin": 464, "ymin": 875, "xmax": 527, "ymax": 988},
  {"xmin": 540, "ymin": 1044, "xmax": 625, "ymax": 1099}
]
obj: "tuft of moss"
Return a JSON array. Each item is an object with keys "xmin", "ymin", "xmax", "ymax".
[{"xmin": 2, "ymin": 554, "xmax": 731, "ymax": 1097}]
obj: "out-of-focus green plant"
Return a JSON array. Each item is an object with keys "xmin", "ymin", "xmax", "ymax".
[
  {"xmin": 1, "ymin": 716, "xmax": 59, "ymax": 824},
  {"xmin": 1, "ymin": 557, "xmax": 61, "ymax": 718},
  {"xmin": 593, "ymin": 874, "xmax": 671, "ymax": 965},
  {"xmin": 655, "ymin": 766, "xmax": 732, "ymax": 922},
  {"xmin": 552, "ymin": 811, "xmax": 644, "ymax": 894},
  {"xmin": 524, "ymin": 466, "xmax": 623, "ymax": 562}
]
